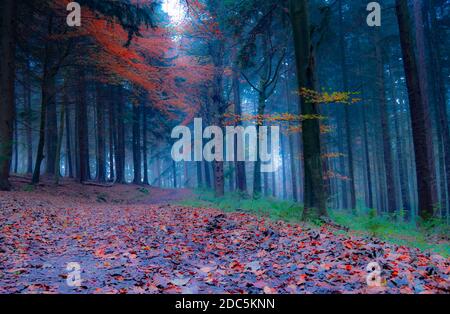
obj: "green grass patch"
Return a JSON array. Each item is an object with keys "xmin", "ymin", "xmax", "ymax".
[
  {"xmin": 137, "ymin": 187, "xmax": 150, "ymax": 195},
  {"xmin": 179, "ymin": 189, "xmax": 303, "ymax": 223},
  {"xmin": 22, "ymin": 184, "xmax": 35, "ymax": 192},
  {"xmin": 331, "ymin": 208, "xmax": 450, "ymax": 257}
]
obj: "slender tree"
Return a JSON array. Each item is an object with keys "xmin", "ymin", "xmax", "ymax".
[
  {"xmin": 0, "ymin": 0, "xmax": 17, "ymax": 190},
  {"xmin": 395, "ymin": 0, "xmax": 436, "ymax": 220},
  {"xmin": 289, "ymin": 0, "xmax": 327, "ymax": 219}
]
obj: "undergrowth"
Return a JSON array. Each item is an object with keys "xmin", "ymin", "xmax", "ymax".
[{"xmin": 179, "ymin": 189, "xmax": 450, "ymax": 257}]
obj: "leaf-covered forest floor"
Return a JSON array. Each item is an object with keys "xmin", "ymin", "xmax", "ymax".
[
  {"xmin": 181, "ymin": 190, "xmax": 450, "ymax": 258},
  {"xmin": 0, "ymin": 177, "xmax": 449, "ymax": 294}
]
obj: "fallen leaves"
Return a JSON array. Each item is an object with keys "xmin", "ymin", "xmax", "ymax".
[{"xmin": 0, "ymin": 188, "xmax": 449, "ymax": 294}]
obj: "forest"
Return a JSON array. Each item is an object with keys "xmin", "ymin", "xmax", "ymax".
[{"xmin": 0, "ymin": 0, "xmax": 449, "ymax": 295}]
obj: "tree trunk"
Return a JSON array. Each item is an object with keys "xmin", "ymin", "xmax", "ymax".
[
  {"xmin": 232, "ymin": 45, "xmax": 247, "ymax": 194},
  {"xmin": 24, "ymin": 57, "xmax": 33, "ymax": 174},
  {"xmin": 45, "ymin": 75, "xmax": 57, "ymax": 175},
  {"xmin": 76, "ymin": 67, "xmax": 90, "ymax": 183},
  {"xmin": 211, "ymin": 57, "xmax": 225, "ymax": 197},
  {"xmin": 427, "ymin": 0, "xmax": 450, "ymax": 217},
  {"xmin": 115, "ymin": 86, "xmax": 126, "ymax": 183},
  {"xmin": 284, "ymin": 68, "xmax": 298, "ymax": 202},
  {"xmin": 13, "ymin": 113, "xmax": 18, "ymax": 173},
  {"xmin": 142, "ymin": 106, "xmax": 149, "ymax": 185},
  {"xmin": 362, "ymin": 107, "xmax": 374, "ymax": 209},
  {"xmin": 204, "ymin": 160, "xmax": 211, "ymax": 189},
  {"xmin": 185, "ymin": 161, "xmax": 189, "ymax": 188},
  {"xmin": 374, "ymin": 31, "xmax": 397, "ymax": 213},
  {"xmin": 96, "ymin": 82, "xmax": 106, "ymax": 182},
  {"xmin": 253, "ymin": 89, "xmax": 266, "ymax": 197},
  {"xmin": 65, "ymin": 98, "xmax": 73, "ymax": 178},
  {"xmin": 0, "ymin": 0, "xmax": 17, "ymax": 190},
  {"xmin": 281, "ymin": 132, "xmax": 288, "ymax": 200},
  {"xmin": 289, "ymin": 0, "xmax": 327, "ymax": 219},
  {"xmin": 172, "ymin": 160, "xmax": 177, "ymax": 188},
  {"xmin": 156, "ymin": 158, "xmax": 161, "ymax": 187},
  {"xmin": 196, "ymin": 161, "xmax": 203, "ymax": 188},
  {"xmin": 388, "ymin": 60, "xmax": 411, "ymax": 218},
  {"xmin": 54, "ymin": 87, "xmax": 66, "ymax": 185},
  {"xmin": 108, "ymin": 94, "xmax": 115, "ymax": 181},
  {"xmin": 132, "ymin": 104, "xmax": 141, "ymax": 184},
  {"xmin": 271, "ymin": 171, "xmax": 276, "ymax": 198},
  {"xmin": 288, "ymin": 133, "xmax": 298, "ymax": 202},
  {"xmin": 338, "ymin": 0, "xmax": 356, "ymax": 210},
  {"xmin": 413, "ymin": 0, "xmax": 437, "ymax": 206},
  {"xmin": 395, "ymin": 0, "xmax": 435, "ymax": 220},
  {"xmin": 32, "ymin": 15, "xmax": 55, "ymax": 184}
]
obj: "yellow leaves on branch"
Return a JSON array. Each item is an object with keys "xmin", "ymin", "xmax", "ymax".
[
  {"xmin": 298, "ymin": 88, "xmax": 361, "ymax": 105},
  {"xmin": 223, "ymin": 113, "xmax": 334, "ymax": 134},
  {"xmin": 223, "ymin": 113, "xmax": 326, "ymax": 125},
  {"xmin": 287, "ymin": 125, "xmax": 332, "ymax": 134},
  {"xmin": 322, "ymin": 152, "xmax": 346, "ymax": 159}
]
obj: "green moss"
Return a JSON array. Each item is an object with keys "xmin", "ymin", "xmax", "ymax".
[
  {"xmin": 22, "ymin": 184, "xmax": 35, "ymax": 192},
  {"xmin": 138, "ymin": 187, "xmax": 150, "ymax": 195}
]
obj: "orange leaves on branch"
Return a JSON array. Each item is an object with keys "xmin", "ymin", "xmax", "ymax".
[{"xmin": 54, "ymin": 0, "xmax": 213, "ymax": 123}]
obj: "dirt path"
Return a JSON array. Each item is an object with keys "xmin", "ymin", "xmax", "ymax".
[
  {"xmin": 0, "ymin": 186, "xmax": 449, "ymax": 294},
  {"xmin": 5, "ymin": 175, "xmax": 193, "ymax": 205}
]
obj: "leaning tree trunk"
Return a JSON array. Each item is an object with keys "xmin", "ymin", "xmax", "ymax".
[
  {"xmin": 0, "ymin": 0, "xmax": 17, "ymax": 190},
  {"xmin": 395, "ymin": 0, "xmax": 435, "ymax": 220},
  {"xmin": 32, "ymin": 15, "xmax": 55, "ymax": 184},
  {"xmin": 289, "ymin": 0, "xmax": 327, "ymax": 220}
]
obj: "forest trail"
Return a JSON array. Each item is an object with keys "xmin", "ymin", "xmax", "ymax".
[
  {"xmin": 5, "ymin": 175, "xmax": 193, "ymax": 206},
  {"xmin": 0, "ymin": 180, "xmax": 449, "ymax": 294}
]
